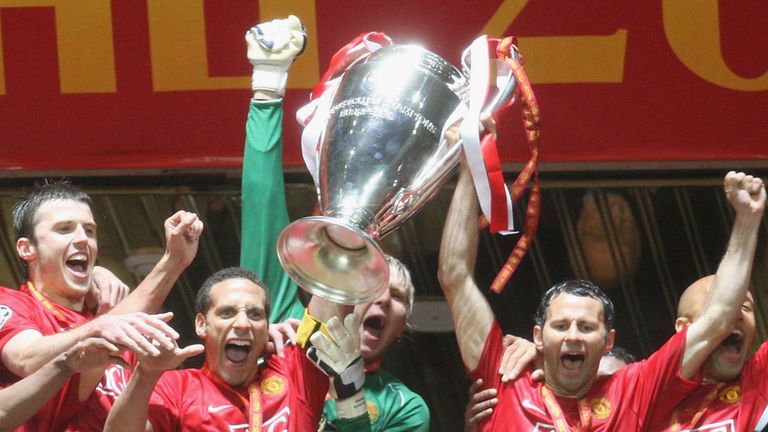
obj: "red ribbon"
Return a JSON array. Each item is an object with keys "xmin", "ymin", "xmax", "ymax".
[{"xmin": 484, "ymin": 36, "xmax": 542, "ymax": 294}]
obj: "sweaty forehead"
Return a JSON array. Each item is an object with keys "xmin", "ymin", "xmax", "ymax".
[
  {"xmin": 546, "ymin": 293, "xmax": 605, "ymax": 323},
  {"xmin": 209, "ymin": 278, "xmax": 266, "ymax": 308}
]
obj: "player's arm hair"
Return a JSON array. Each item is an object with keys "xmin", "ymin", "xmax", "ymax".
[
  {"xmin": 437, "ymin": 165, "xmax": 495, "ymax": 370},
  {"xmin": 0, "ymin": 350, "xmax": 75, "ymax": 431},
  {"xmin": 682, "ymin": 173, "xmax": 764, "ymax": 379}
]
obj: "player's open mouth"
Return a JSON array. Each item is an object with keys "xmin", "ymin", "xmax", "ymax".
[
  {"xmin": 561, "ymin": 353, "xmax": 585, "ymax": 371},
  {"xmin": 225, "ymin": 340, "xmax": 252, "ymax": 364},
  {"xmin": 66, "ymin": 253, "xmax": 89, "ymax": 277},
  {"xmin": 719, "ymin": 331, "xmax": 744, "ymax": 356},
  {"xmin": 363, "ymin": 315, "xmax": 385, "ymax": 339}
]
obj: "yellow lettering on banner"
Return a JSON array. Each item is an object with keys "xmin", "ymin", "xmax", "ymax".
[
  {"xmin": 147, "ymin": 0, "xmax": 318, "ymax": 92},
  {"xmin": 481, "ymin": 0, "xmax": 627, "ymax": 83},
  {"xmin": 0, "ymin": 0, "xmax": 116, "ymax": 94},
  {"xmin": 663, "ymin": 0, "xmax": 767, "ymax": 91}
]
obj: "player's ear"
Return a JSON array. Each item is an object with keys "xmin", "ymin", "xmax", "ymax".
[
  {"xmin": 16, "ymin": 238, "xmax": 37, "ymax": 262},
  {"xmin": 604, "ymin": 329, "xmax": 616, "ymax": 354},
  {"xmin": 195, "ymin": 313, "xmax": 207, "ymax": 338},
  {"xmin": 533, "ymin": 325, "xmax": 544, "ymax": 351}
]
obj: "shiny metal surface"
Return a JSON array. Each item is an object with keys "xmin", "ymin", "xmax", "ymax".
[{"xmin": 278, "ymin": 44, "xmax": 469, "ymax": 304}]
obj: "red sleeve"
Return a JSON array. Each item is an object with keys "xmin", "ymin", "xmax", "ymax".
[
  {"xmin": 147, "ymin": 371, "xmax": 182, "ymax": 431},
  {"xmin": 468, "ymin": 320, "xmax": 505, "ymax": 391},
  {"xmin": 617, "ymin": 327, "xmax": 701, "ymax": 428},
  {"xmin": 744, "ymin": 341, "xmax": 768, "ymax": 394},
  {"xmin": 0, "ymin": 288, "xmax": 41, "ymax": 350},
  {"xmin": 279, "ymin": 343, "xmax": 330, "ymax": 419},
  {"xmin": 748, "ymin": 341, "xmax": 768, "ymax": 370},
  {"xmin": 0, "ymin": 289, "xmax": 42, "ymax": 381}
]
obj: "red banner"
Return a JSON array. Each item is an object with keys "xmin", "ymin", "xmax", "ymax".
[{"xmin": 0, "ymin": 0, "xmax": 766, "ymax": 173}]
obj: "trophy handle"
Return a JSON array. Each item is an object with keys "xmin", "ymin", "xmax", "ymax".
[{"xmin": 461, "ymin": 41, "xmax": 521, "ymax": 118}]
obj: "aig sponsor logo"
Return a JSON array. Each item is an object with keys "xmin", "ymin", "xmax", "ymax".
[
  {"xmin": 263, "ymin": 406, "xmax": 290, "ymax": 432},
  {"xmin": 96, "ymin": 364, "xmax": 128, "ymax": 397},
  {"xmin": 685, "ymin": 419, "xmax": 735, "ymax": 431}
]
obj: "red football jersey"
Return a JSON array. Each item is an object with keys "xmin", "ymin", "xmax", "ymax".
[
  {"xmin": 0, "ymin": 285, "xmax": 135, "ymax": 432},
  {"xmin": 147, "ymin": 343, "xmax": 329, "ymax": 431},
  {"xmin": 653, "ymin": 342, "xmax": 768, "ymax": 432},
  {"xmin": 469, "ymin": 322, "xmax": 700, "ymax": 431}
]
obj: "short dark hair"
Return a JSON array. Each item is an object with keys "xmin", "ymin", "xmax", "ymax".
[
  {"xmin": 194, "ymin": 267, "xmax": 271, "ymax": 317},
  {"xmin": 12, "ymin": 181, "xmax": 92, "ymax": 279},
  {"xmin": 605, "ymin": 346, "xmax": 637, "ymax": 364},
  {"xmin": 533, "ymin": 279, "xmax": 615, "ymax": 330}
]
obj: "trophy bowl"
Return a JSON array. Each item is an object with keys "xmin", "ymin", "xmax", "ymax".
[{"xmin": 277, "ymin": 44, "xmax": 469, "ymax": 304}]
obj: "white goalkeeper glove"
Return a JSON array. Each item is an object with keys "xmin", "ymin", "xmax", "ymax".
[
  {"xmin": 245, "ymin": 15, "xmax": 307, "ymax": 96},
  {"xmin": 307, "ymin": 313, "xmax": 366, "ymax": 403}
]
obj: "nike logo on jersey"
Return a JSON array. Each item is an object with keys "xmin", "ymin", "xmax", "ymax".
[
  {"xmin": 522, "ymin": 398, "xmax": 547, "ymax": 415},
  {"xmin": 208, "ymin": 404, "xmax": 234, "ymax": 413}
]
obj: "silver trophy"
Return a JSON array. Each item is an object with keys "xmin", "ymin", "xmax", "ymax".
[{"xmin": 277, "ymin": 44, "xmax": 515, "ymax": 304}]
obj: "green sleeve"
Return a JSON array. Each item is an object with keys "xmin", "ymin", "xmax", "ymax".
[
  {"xmin": 333, "ymin": 414, "xmax": 373, "ymax": 432},
  {"xmin": 241, "ymin": 99, "xmax": 305, "ymax": 323},
  {"xmin": 322, "ymin": 377, "xmax": 431, "ymax": 432}
]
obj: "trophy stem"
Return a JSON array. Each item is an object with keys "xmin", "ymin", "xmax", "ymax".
[{"xmin": 276, "ymin": 216, "xmax": 389, "ymax": 305}]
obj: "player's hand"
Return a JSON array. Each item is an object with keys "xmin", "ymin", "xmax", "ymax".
[
  {"xmin": 88, "ymin": 312, "xmax": 179, "ymax": 357},
  {"xmin": 164, "ymin": 210, "xmax": 204, "ymax": 269},
  {"xmin": 465, "ymin": 378, "xmax": 497, "ymax": 432},
  {"xmin": 61, "ymin": 337, "xmax": 123, "ymax": 373},
  {"xmin": 724, "ymin": 171, "xmax": 766, "ymax": 217},
  {"xmin": 137, "ymin": 340, "xmax": 204, "ymax": 373},
  {"xmin": 307, "ymin": 313, "xmax": 365, "ymax": 400},
  {"xmin": 499, "ymin": 334, "xmax": 540, "ymax": 382},
  {"xmin": 480, "ymin": 114, "xmax": 497, "ymax": 140},
  {"xmin": 265, "ymin": 318, "xmax": 300, "ymax": 358},
  {"xmin": 87, "ymin": 266, "xmax": 130, "ymax": 316},
  {"xmin": 245, "ymin": 15, "xmax": 306, "ymax": 95}
]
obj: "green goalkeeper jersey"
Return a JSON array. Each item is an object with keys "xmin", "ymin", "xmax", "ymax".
[{"xmin": 241, "ymin": 99, "xmax": 429, "ymax": 431}]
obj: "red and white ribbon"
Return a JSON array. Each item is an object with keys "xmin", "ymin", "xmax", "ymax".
[
  {"xmin": 296, "ymin": 32, "xmax": 392, "ymax": 184},
  {"xmin": 460, "ymin": 35, "xmax": 516, "ymax": 235}
]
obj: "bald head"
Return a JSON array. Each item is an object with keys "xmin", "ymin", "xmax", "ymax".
[{"xmin": 677, "ymin": 275, "xmax": 716, "ymax": 320}]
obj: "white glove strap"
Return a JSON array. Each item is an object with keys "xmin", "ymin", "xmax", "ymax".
[
  {"xmin": 337, "ymin": 355, "xmax": 365, "ymax": 390},
  {"xmin": 252, "ymin": 65, "xmax": 289, "ymax": 95},
  {"xmin": 335, "ymin": 390, "xmax": 368, "ymax": 419}
]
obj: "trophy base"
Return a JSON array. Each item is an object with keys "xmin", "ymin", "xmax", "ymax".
[{"xmin": 276, "ymin": 216, "xmax": 389, "ymax": 305}]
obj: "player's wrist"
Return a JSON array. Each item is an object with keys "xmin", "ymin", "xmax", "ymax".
[
  {"xmin": 331, "ymin": 356, "xmax": 365, "ymax": 400},
  {"xmin": 251, "ymin": 65, "xmax": 289, "ymax": 96},
  {"xmin": 54, "ymin": 351, "xmax": 78, "ymax": 376},
  {"xmin": 334, "ymin": 389, "xmax": 368, "ymax": 419}
]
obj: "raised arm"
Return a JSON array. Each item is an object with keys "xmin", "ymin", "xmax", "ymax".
[
  {"xmin": 110, "ymin": 210, "xmax": 203, "ymax": 315},
  {"xmin": 437, "ymin": 164, "xmax": 495, "ymax": 370},
  {"xmin": 682, "ymin": 171, "xmax": 765, "ymax": 379},
  {"xmin": 240, "ymin": 17, "xmax": 306, "ymax": 323}
]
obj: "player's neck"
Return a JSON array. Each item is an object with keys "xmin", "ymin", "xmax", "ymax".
[
  {"xmin": 28, "ymin": 278, "xmax": 85, "ymax": 311},
  {"xmin": 545, "ymin": 376, "xmax": 594, "ymax": 399},
  {"xmin": 364, "ymin": 356, "xmax": 382, "ymax": 373}
]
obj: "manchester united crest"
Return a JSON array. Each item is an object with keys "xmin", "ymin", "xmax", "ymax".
[
  {"xmin": 367, "ymin": 401, "xmax": 379, "ymax": 422},
  {"xmin": 260, "ymin": 375, "xmax": 287, "ymax": 396},
  {"xmin": 719, "ymin": 384, "xmax": 741, "ymax": 404},
  {"xmin": 590, "ymin": 397, "xmax": 612, "ymax": 420}
]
